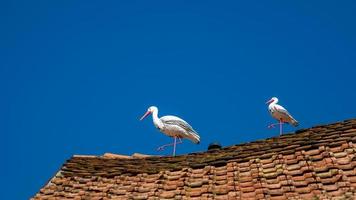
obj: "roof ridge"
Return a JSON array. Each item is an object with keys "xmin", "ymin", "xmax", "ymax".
[
  {"xmin": 58, "ymin": 118, "xmax": 356, "ymax": 176},
  {"xmin": 69, "ymin": 118, "xmax": 356, "ymax": 160}
]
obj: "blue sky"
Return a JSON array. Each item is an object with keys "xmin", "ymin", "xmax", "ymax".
[{"xmin": 2, "ymin": 1, "xmax": 356, "ymax": 199}]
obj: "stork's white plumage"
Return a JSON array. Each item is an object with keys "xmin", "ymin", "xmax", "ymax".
[
  {"xmin": 266, "ymin": 97, "xmax": 298, "ymax": 135},
  {"xmin": 140, "ymin": 106, "xmax": 200, "ymax": 156}
]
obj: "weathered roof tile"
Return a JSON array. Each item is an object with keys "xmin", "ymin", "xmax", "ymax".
[{"xmin": 32, "ymin": 119, "xmax": 356, "ymax": 199}]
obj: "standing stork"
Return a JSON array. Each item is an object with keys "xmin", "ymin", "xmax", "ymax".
[
  {"xmin": 140, "ymin": 106, "xmax": 200, "ymax": 156},
  {"xmin": 266, "ymin": 97, "xmax": 299, "ymax": 135}
]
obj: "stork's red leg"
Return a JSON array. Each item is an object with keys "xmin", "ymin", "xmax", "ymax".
[
  {"xmin": 268, "ymin": 121, "xmax": 285, "ymax": 135},
  {"xmin": 173, "ymin": 137, "xmax": 177, "ymax": 157},
  {"xmin": 268, "ymin": 122, "xmax": 280, "ymax": 128},
  {"xmin": 157, "ymin": 137, "xmax": 183, "ymax": 153}
]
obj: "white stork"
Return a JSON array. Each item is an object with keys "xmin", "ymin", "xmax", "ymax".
[
  {"xmin": 140, "ymin": 106, "xmax": 200, "ymax": 156},
  {"xmin": 266, "ymin": 97, "xmax": 298, "ymax": 135}
]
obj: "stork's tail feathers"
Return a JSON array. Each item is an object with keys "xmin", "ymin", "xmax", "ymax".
[
  {"xmin": 188, "ymin": 131, "xmax": 200, "ymax": 144},
  {"xmin": 290, "ymin": 118, "xmax": 299, "ymax": 127}
]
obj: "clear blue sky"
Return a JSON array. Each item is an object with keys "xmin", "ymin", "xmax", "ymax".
[{"xmin": 2, "ymin": 1, "xmax": 356, "ymax": 199}]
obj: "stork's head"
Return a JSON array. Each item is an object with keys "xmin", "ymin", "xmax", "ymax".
[
  {"xmin": 140, "ymin": 106, "xmax": 158, "ymax": 120},
  {"xmin": 266, "ymin": 97, "xmax": 278, "ymax": 105}
]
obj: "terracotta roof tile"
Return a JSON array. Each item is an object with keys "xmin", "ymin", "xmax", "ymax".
[{"xmin": 32, "ymin": 119, "xmax": 356, "ymax": 199}]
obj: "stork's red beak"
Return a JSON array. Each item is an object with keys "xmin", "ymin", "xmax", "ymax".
[
  {"xmin": 266, "ymin": 99, "xmax": 274, "ymax": 104},
  {"xmin": 140, "ymin": 110, "xmax": 152, "ymax": 121}
]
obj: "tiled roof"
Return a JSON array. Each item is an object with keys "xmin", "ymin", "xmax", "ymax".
[{"xmin": 32, "ymin": 119, "xmax": 356, "ymax": 199}]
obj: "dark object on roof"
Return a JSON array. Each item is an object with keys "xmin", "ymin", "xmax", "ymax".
[
  {"xmin": 32, "ymin": 119, "xmax": 356, "ymax": 199},
  {"xmin": 208, "ymin": 142, "xmax": 222, "ymax": 150}
]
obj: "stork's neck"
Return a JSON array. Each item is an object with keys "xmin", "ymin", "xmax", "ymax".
[
  {"xmin": 268, "ymin": 100, "xmax": 278, "ymax": 109},
  {"xmin": 152, "ymin": 109, "xmax": 164, "ymax": 130}
]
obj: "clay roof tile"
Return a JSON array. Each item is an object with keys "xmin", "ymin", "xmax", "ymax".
[{"xmin": 32, "ymin": 118, "xmax": 356, "ymax": 200}]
